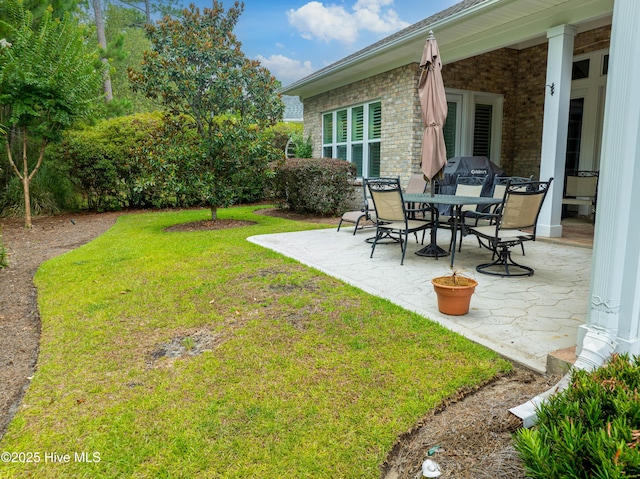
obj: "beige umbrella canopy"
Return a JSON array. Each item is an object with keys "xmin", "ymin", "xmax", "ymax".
[{"xmin": 419, "ymin": 31, "xmax": 448, "ymax": 183}]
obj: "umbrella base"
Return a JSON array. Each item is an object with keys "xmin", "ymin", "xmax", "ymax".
[{"xmin": 415, "ymin": 242, "xmax": 449, "ymax": 258}]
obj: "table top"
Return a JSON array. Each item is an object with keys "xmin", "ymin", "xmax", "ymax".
[{"xmin": 404, "ymin": 193, "xmax": 502, "ymax": 206}]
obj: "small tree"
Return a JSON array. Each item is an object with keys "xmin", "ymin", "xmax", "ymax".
[
  {"xmin": 129, "ymin": 1, "xmax": 284, "ymax": 219},
  {"xmin": 0, "ymin": 1, "xmax": 104, "ymax": 227}
]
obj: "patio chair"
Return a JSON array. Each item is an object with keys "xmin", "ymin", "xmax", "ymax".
[
  {"xmin": 404, "ymin": 172, "xmax": 429, "ymax": 218},
  {"xmin": 405, "ymin": 172, "xmax": 428, "ymax": 194},
  {"xmin": 466, "ymin": 178, "xmax": 553, "ymax": 277},
  {"xmin": 562, "ymin": 171, "xmax": 598, "ymax": 224},
  {"xmin": 366, "ymin": 177, "xmax": 432, "ymax": 265},
  {"xmin": 440, "ymin": 175, "xmax": 486, "ymax": 252},
  {"xmin": 337, "ymin": 181, "xmax": 376, "ymax": 234},
  {"xmin": 466, "ymin": 174, "xmax": 535, "ymax": 254}
]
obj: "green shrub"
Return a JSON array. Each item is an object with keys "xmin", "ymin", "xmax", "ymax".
[
  {"xmin": 514, "ymin": 353, "xmax": 640, "ymax": 478},
  {"xmin": 61, "ymin": 113, "xmax": 163, "ymax": 211},
  {"xmin": 62, "ymin": 112, "xmax": 277, "ymax": 211},
  {"xmin": 268, "ymin": 121, "xmax": 303, "ymax": 154},
  {"xmin": 270, "ymin": 157, "xmax": 356, "ymax": 215},
  {"xmin": 290, "ymin": 131, "xmax": 313, "ymax": 158}
]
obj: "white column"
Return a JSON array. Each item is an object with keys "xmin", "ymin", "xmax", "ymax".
[
  {"xmin": 537, "ymin": 25, "xmax": 577, "ymax": 238},
  {"xmin": 578, "ymin": 0, "xmax": 640, "ymax": 356}
]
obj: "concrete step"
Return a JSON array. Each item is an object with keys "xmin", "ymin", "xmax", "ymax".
[{"xmin": 546, "ymin": 346, "xmax": 576, "ymax": 375}]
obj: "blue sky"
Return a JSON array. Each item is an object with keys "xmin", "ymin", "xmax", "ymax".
[{"xmin": 183, "ymin": 0, "xmax": 460, "ymax": 86}]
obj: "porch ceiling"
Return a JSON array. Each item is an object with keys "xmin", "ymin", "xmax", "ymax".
[{"xmin": 282, "ymin": 0, "xmax": 613, "ymax": 100}]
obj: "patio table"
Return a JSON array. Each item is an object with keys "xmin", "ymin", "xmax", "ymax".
[{"xmin": 404, "ymin": 193, "xmax": 503, "ymax": 267}]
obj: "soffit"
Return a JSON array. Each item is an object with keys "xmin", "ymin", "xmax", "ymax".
[{"xmin": 282, "ymin": 0, "xmax": 613, "ymax": 99}]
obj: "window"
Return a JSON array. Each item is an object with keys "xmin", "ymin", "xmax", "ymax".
[
  {"xmin": 572, "ymin": 59, "xmax": 590, "ymax": 80},
  {"xmin": 322, "ymin": 101, "xmax": 381, "ymax": 178},
  {"xmin": 442, "ymin": 90, "xmax": 503, "ymax": 164}
]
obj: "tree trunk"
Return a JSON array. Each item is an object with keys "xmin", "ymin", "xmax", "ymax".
[
  {"xmin": 144, "ymin": 0, "xmax": 151, "ymax": 24},
  {"xmin": 22, "ymin": 177, "xmax": 32, "ymax": 229},
  {"xmin": 21, "ymin": 134, "xmax": 32, "ymax": 228},
  {"xmin": 92, "ymin": 0, "xmax": 113, "ymax": 102},
  {"xmin": 210, "ymin": 206, "xmax": 218, "ymax": 221}
]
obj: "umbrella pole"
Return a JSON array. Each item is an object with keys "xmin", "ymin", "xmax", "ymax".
[{"xmin": 415, "ymin": 181, "xmax": 448, "ymax": 258}]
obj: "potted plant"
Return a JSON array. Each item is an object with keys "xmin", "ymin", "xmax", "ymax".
[{"xmin": 431, "ymin": 269, "xmax": 477, "ymax": 315}]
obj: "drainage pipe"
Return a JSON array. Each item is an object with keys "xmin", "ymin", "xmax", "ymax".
[{"xmin": 509, "ymin": 328, "xmax": 618, "ymax": 428}]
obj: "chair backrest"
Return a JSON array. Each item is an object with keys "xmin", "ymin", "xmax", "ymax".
[
  {"xmin": 492, "ymin": 175, "xmax": 534, "ymax": 200},
  {"xmin": 499, "ymin": 179, "xmax": 553, "ymax": 232},
  {"xmin": 366, "ymin": 178, "xmax": 406, "ymax": 223},
  {"xmin": 405, "ymin": 173, "xmax": 428, "ymax": 194},
  {"xmin": 455, "ymin": 176, "xmax": 485, "ymax": 212},
  {"xmin": 565, "ymin": 172, "xmax": 598, "ymax": 198}
]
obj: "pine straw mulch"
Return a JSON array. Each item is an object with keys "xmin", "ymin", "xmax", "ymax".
[{"xmin": 0, "ymin": 207, "xmax": 558, "ymax": 478}]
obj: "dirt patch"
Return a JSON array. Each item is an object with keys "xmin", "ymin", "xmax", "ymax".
[
  {"xmin": 0, "ymin": 207, "xmax": 555, "ymax": 478},
  {"xmin": 166, "ymin": 219, "xmax": 256, "ymax": 232},
  {"xmin": 255, "ymin": 207, "xmax": 342, "ymax": 225},
  {"xmin": 148, "ymin": 328, "xmax": 225, "ymax": 366}
]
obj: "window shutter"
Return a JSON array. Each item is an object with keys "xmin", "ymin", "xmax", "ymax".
[
  {"xmin": 443, "ymin": 101, "xmax": 457, "ymax": 159},
  {"xmin": 336, "ymin": 110, "xmax": 348, "ymax": 143},
  {"xmin": 352, "ymin": 144, "xmax": 363, "ymax": 176},
  {"xmin": 323, "ymin": 114, "xmax": 333, "ymax": 144},
  {"xmin": 368, "ymin": 102, "xmax": 381, "ymax": 140},
  {"xmin": 352, "ymin": 106, "xmax": 364, "ymax": 141},
  {"xmin": 368, "ymin": 143, "xmax": 381, "ymax": 177},
  {"xmin": 473, "ymin": 104, "xmax": 492, "ymax": 158}
]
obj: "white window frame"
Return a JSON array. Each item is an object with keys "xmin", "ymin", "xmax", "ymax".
[
  {"xmin": 570, "ymin": 48, "xmax": 609, "ymax": 171},
  {"xmin": 445, "ymin": 89, "xmax": 503, "ymax": 166},
  {"xmin": 322, "ymin": 100, "xmax": 381, "ymax": 178}
]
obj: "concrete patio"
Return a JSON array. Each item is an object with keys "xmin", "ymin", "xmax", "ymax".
[{"xmin": 249, "ymin": 221, "xmax": 594, "ymax": 374}]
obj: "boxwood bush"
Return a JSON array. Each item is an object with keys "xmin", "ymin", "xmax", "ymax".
[
  {"xmin": 269, "ymin": 157, "xmax": 356, "ymax": 215},
  {"xmin": 515, "ymin": 353, "xmax": 640, "ymax": 478}
]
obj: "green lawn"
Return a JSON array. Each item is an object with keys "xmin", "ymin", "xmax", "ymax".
[{"xmin": 0, "ymin": 206, "xmax": 510, "ymax": 478}]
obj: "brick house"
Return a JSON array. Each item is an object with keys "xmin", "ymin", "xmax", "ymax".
[{"xmin": 282, "ymin": 0, "xmax": 640, "ymax": 364}]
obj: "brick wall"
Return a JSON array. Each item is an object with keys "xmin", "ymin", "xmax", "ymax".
[
  {"xmin": 304, "ymin": 64, "xmax": 422, "ymax": 187},
  {"xmin": 303, "ymin": 26, "xmax": 611, "ymax": 183}
]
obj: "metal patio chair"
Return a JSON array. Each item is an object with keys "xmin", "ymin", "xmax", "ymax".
[
  {"xmin": 466, "ymin": 178, "xmax": 553, "ymax": 277},
  {"xmin": 440, "ymin": 175, "xmax": 486, "ymax": 252},
  {"xmin": 366, "ymin": 177, "xmax": 433, "ymax": 265},
  {"xmin": 337, "ymin": 181, "xmax": 376, "ymax": 234},
  {"xmin": 405, "ymin": 172, "xmax": 428, "ymax": 194},
  {"xmin": 465, "ymin": 175, "xmax": 534, "ymax": 254}
]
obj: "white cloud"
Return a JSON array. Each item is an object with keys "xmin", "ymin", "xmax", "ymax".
[
  {"xmin": 286, "ymin": 0, "xmax": 409, "ymax": 44},
  {"xmin": 256, "ymin": 54, "xmax": 315, "ymax": 85}
]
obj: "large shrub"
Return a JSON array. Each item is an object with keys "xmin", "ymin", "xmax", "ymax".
[
  {"xmin": 61, "ymin": 113, "xmax": 163, "ymax": 211},
  {"xmin": 515, "ymin": 353, "xmax": 640, "ymax": 478},
  {"xmin": 270, "ymin": 158, "xmax": 356, "ymax": 215},
  {"xmin": 61, "ymin": 112, "xmax": 277, "ymax": 212}
]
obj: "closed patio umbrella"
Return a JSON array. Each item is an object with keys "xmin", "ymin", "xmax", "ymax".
[
  {"xmin": 416, "ymin": 31, "xmax": 449, "ymax": 259},
  {"xmin": 419, "ymin": 31, "xmax": 448, "ymax": 185}
]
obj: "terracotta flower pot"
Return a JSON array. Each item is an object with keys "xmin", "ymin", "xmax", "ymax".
[{"xmin": 431, "ymin": 275, "xmax": 478, "ymax": 315}]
